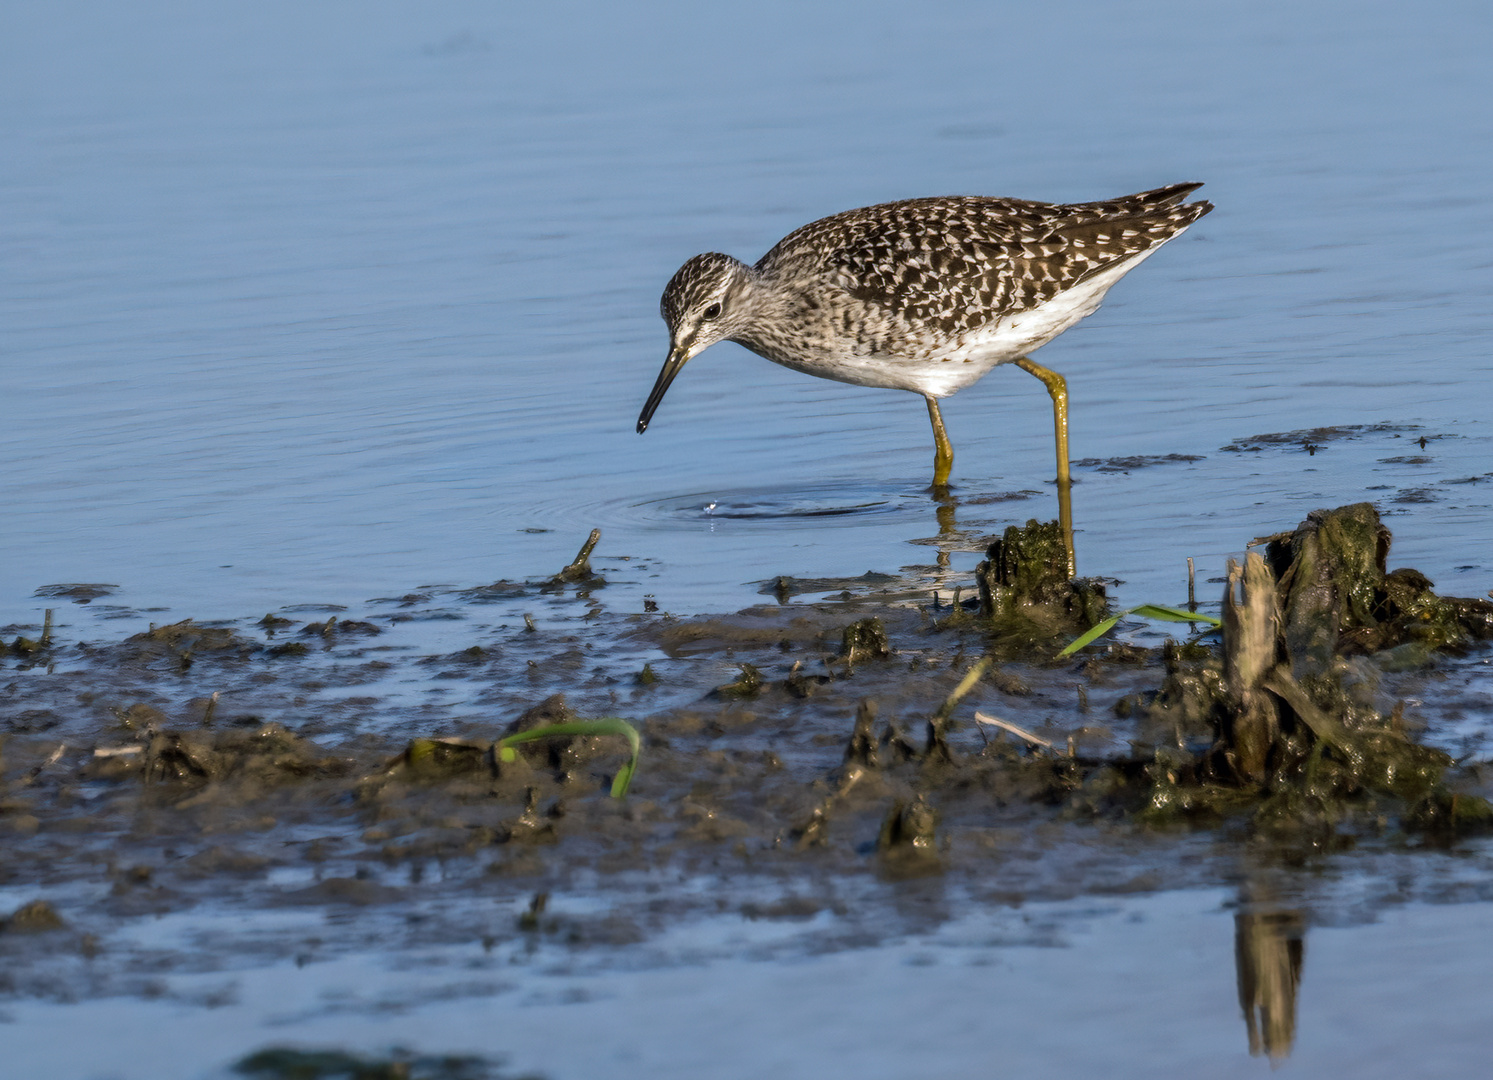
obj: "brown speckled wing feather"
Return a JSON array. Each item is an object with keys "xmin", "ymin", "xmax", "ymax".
[{"xmin": 760, "ymin": 184, "xmax": 1211, "ymax": 335}]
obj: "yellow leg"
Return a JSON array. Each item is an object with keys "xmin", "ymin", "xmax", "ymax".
[
  {"xmin": 1014, "ymin": 357, "xmax": 1076, "ymax": 577},
  {"xmin": 1054, "ymin": 470, "xmax": 1075, "ymax": 579},
  {"xmin": 925, "ymin": 395, "xmax": 953, "ymax": 489},
  {"xmin": 1014, "ymin": 357, "xmax": 1070, "ymax": 487}
]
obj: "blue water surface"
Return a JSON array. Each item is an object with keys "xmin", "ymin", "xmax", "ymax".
[{"xmin": 3, "ymin": 0, "xmax": 1490, "ymax": 630}]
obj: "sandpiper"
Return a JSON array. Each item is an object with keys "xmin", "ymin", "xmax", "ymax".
[{"xmin": 637, "ymin": 183, "xmax": 1212, "ymax": 495}]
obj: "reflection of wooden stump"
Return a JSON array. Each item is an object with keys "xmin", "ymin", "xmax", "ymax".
[{"xmin": 1235, "ymin": 906, "xmax": 1305, "ymax": 1062}]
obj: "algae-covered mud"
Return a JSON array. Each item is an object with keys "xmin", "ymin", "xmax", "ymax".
[{"xmin": 4, "ymin": 505, "xmax": 1492, "ymax": 1077}]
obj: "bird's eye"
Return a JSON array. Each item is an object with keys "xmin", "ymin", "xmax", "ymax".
[{"xmin": 703, "ymin": 302, "xmax": 722, "ymax": 320}]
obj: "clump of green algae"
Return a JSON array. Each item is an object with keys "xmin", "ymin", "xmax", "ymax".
[{"xmin": 1123, "ymin": 504, "xmax": 1493, "ymax": 836}]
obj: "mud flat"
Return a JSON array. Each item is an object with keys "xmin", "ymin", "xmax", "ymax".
[{"xmin": 3, "ymin": 505, "xmax": 1492, "ymax": 1074}]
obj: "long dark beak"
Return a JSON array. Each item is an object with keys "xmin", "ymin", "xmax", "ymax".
[{"xmin": 637, "ymin": 345, "xmax": 688, "ymax": 434}]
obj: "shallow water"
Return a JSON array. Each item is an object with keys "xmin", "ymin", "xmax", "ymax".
[
  {"xmin": 4, "ymin": 1, "xmax": 1493, "ymax": 1076},
  {"xmin": 5, "ymin": 0, "xmax": 1493, "ymax": 632},
  {"xmin": 9, "ymin": 888, "xmax": 1493, "ymax": 1080}
]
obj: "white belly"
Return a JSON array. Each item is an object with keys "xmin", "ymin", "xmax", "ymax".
[{"xmin": 917, "ymin": 244, "xmax": 1167, "ymax": 397}]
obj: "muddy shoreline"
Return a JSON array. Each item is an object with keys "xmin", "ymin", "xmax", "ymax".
[
  {"xmin": 3, "ymin": 504, "xmax": 1493, "ymax": 1072},
  {"xmin": 10, "ymin": 438, "xmax": 1485, "ymax": 1061}
]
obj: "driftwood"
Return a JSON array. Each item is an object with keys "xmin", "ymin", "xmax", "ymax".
[{"xmin": 1220, "ymin": 553, "xmax": 1282, "ymax": 782}]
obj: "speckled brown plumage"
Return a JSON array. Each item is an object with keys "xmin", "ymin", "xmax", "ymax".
[
  {"xmin": 638, "ymin": 182, "xmax": 1212, "ymax": 499},
  {"xmin": 782, "ymin": 183, "xmax": 1210, "ymax": 335}
]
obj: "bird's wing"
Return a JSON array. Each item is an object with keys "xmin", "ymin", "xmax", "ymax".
[{"xmin": 805, "ymin": 189, "xmax": 1209, "ymax": 333}]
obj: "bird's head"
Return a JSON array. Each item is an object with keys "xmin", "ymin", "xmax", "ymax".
[{"xmin": 638, "ymin": 253, "xmax": 754, "ymax": 434}]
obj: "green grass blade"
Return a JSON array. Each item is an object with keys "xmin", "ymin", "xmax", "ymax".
[
  {"xmin": 494, "ymin": 718, "xmax": 641, "ymax": 797},
  {"xmin": 1056, "ymin": 612, "xmax": 1125, "ymax": 658},
  {"xmin": 1057, "ymin": 604, "xmax": 1223, "ymax": 658},
  {"xmin": 1127, "ymin": 604, "xmax": 1222, "ymax": 627}
]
